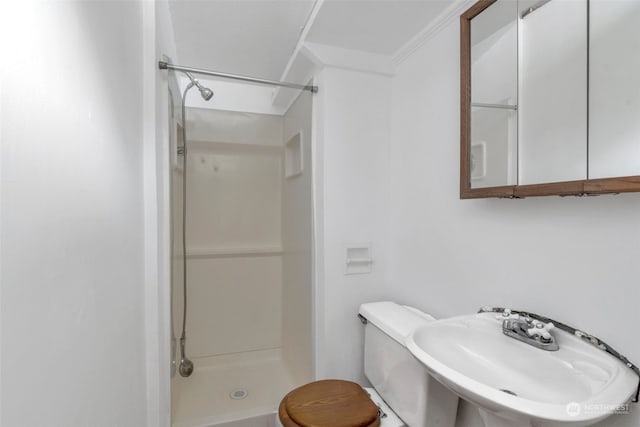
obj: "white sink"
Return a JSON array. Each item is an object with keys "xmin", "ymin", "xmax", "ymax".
[{"xmin": 406, "ymin": 312, "xmax": 638, "ymax": 427}]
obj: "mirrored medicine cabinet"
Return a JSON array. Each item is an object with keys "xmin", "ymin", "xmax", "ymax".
[{"xmin": 460, "ymin": 0, "xmax": 640, "ymax": 198}]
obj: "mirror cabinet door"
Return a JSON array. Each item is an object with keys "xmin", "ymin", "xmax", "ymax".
[
  {"xmin": 518, "ymin": 0, "xmax": 587, "ymax": 185},
  {"xmin": 464, "ymin": 0, "xmax": 640, "ymax": 197},
  {"xmin": 589, "ymin": 0, "xmax": 640, "ymax": 179},
  {"xmin": 470, "ymin": 0, "xmax": 518, "ymax": 189}
]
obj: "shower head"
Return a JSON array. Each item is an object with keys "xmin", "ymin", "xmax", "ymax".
[
  {"xmin": 179, "ymin": 356, "xmax": 194, "ymax": 377},
  {"xmin": 185, "ymin": 72, "xmax": 214, "ymax": 101},
  {"xmin": 197, "ymin": 84, "xmax": 214, "ymax": 101},
  {"xmin": 178, "ymin": 336, "xmax": 194, "ymax": 377}
]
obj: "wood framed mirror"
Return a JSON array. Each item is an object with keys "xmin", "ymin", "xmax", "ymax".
[{"xmin": 460, "ymin": 0, "xmax": 640, "ymax": 199}]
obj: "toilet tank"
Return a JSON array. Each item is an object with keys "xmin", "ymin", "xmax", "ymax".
[{"xmin": 359, "ymin": 302, "xmax": 458, "ymax": 427}]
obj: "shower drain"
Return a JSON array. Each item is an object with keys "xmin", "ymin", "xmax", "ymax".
[{"xmin": 229, "ymin": 388, "xmax": 249, "ymax": 400}]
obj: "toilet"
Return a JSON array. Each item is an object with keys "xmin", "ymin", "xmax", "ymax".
[{"xmin": 278, "ymin": 302, "xmax": 459, "ymax": 427}]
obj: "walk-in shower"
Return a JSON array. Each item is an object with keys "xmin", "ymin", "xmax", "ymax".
[{"xmin": 162, "ymin": 61, "xmax": 316, "ymax": 427}]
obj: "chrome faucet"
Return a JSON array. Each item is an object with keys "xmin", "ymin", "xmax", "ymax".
[{"xmin": 498, "ymin": 309, "xmax": 559, "ymax": 351}]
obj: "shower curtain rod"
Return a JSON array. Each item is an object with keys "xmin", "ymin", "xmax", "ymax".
[{"xmin": 158, "ymin": 61, "xmax": 318, "ymax": 93}]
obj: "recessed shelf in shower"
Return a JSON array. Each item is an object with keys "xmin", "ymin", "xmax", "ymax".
[{"xmin": 285, "ymin": 131, "xmax": 303, "ymax": 178}]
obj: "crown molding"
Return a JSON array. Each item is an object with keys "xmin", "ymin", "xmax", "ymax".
[{"xmin": 392, "ymin": 0, "xmax": 476, "ymax": 66}]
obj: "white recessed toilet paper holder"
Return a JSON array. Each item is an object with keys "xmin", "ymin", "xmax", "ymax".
[{"xmin": 345, "ymin": 244, "xmax": 373, "ymax": 275}]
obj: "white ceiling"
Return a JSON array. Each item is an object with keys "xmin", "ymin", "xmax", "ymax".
[
  {"xmin": 169, "ymin": 0, "xmax": 454, "ymax": 82},
  {"xmin": 306, "ymin": 0, "xmax": 452, "ymax": 55},
  {"xmin": 169, "ymin": 0, "xmax": 315, "ymax": 80}
]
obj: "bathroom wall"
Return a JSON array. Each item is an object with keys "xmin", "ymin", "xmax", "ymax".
[
  {"xmin": 154, "ymin": 2, "xmax": 179, "ymax": 425},
  {"xmin": 388, "ymin": 17, "xmax": 640, "ymax": 427},
  {"xmin": 183, "ymin": 108, "xmax": 284, "ymax": 358},
  {"xmin": 0, "ymin": 1, "xmax": 148, "ymax": 426},
  {"xmin": 282, "ymin": 90, "xmax": 314, "ymax": 384},
  {"xmin": 313, "ymin": 67, "xmax": 393, "ymax": 383}
]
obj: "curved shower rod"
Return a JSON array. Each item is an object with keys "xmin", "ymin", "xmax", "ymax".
[{"xmin": 158, "ymin": 61, "xmax": 318, "ymax": 93}]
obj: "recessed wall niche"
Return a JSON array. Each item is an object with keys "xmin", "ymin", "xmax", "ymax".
[{"xmin": 285, "ymin": 131, "xmax": 303, "ymax": 179}]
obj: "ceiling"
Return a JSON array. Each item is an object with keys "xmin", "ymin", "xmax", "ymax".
[
  {"xmin": 307, "ymin": 0, "xmax": 452, "ymax": 55},
  {"xmin": 168, "ymin": 0, "xmax": 454, "ymax": 82}
]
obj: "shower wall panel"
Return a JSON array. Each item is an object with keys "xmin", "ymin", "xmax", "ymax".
[
  {"xmin": 187, "ymin": 256, "xmax": 282, "ymax": 357},
  {"xmin": 187, "ymin": 140, "xmax": 282, "ymax": 250},
  {"xmin": 282, "ymin": 90, "xmax": 314, "ymax": 384},
  {"xmin": 183, "ymin": 109, "xmax": 284, "ymax": 358}
]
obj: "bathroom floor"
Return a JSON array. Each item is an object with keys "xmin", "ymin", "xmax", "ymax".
[{"xmin": 172, "ymin": 349, "xmax": 296, "ymax": 427}]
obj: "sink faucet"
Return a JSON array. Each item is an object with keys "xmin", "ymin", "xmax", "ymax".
[{"xmin": 498, "ymin": 309, "xmax": 559, "ymax": 351}]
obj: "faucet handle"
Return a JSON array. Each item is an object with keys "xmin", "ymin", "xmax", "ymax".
[
  {"xmin": 496, "ymin": 308, "xmax": 520, "ymax": 321},
  {"xmin": 528, "ymin": 322, "xmax": 555, "ymax": 340}
]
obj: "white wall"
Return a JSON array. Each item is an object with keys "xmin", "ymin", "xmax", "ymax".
[
  {"xmin": 282, "ymin": 90, "xmax": 314, "ymax": 384},
  {"xmin": 151, "ymin": 1, "xmax": 179, "ymax": 425},
  {"xmin": 313, "ymin": 67, "xmax": 393, "ymax": 383},
  {"xmin": 1, "ymin": 2, "xmax": 148, "ymax": 426},
  {"xmin": 389, "ymin": 18, "xmax": 640, "ymax": 427}
]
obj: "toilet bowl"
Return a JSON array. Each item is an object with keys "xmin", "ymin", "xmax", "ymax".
[{"xmin": 278, "ymin": 302, "xmax": 459, "ymax": 427}]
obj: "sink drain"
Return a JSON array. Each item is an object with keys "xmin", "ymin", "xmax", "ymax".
[
  {"xmin": 499, "ymin": 389, "xmax": 518, "ymax": 396},
  {"xmin": 229, "ymin": 388, "xmax": 249, "ymax": 400}
]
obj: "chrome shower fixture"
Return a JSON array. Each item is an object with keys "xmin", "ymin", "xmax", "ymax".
[
  {"xmin": 178, "ymin": 336, "xmax": 194, "ymax": 377},
  {"xmin": 185, "ymin": 72, "xmax": 213, "ymax": 101}
]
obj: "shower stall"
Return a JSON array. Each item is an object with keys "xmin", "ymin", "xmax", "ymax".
[{"xmin": 165, "ymin": 66, "xmax": 315, "ymax": 427}]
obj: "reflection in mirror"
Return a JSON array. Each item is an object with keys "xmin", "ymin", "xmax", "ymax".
[
  {"xmin": 471, "ymin": 105, "xmax": 517, "ymax": 188},
  {"xmin": 471, "ymin": 0, "xmax": 517, "ymax": 104},
  {"xmin": 470, "ymin": 0, "xmax": 517, "ymax": 189},
  {"xmin": 589, "ymin": 0, "xmax": 640, "ymax": 179},
  {"xmin": 518, "ymin": 0, "xmax": 587, "ymax": 185}
]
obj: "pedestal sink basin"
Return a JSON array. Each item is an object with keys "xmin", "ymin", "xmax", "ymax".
[{"xmin": 406, "ymin": 312, "xmax": 638, "ymax": 427}]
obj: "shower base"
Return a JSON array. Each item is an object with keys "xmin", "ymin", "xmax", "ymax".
[{"xmin": 172, "ymin": 349, "xmax": 297, "ymax": 427}]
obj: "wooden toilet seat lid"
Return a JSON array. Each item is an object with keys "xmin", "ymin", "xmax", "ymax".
[{"xmin": 281, "ymin": 379, "xmax": 380, "ymax": 427}]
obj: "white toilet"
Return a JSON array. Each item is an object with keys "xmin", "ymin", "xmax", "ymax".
[{"xmin": 278, "ymin": 301, "xmax": 458, "ymax": 427}]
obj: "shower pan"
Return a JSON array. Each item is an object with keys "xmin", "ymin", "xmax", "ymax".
[{"xmin": 164, "ymin": 64, "xmax": 315, "ymax": 427}]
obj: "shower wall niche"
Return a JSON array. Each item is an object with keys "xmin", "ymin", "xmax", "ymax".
[{"xmin": 170, "ymin": 89, "xmax": 313, "ymax": 427}]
